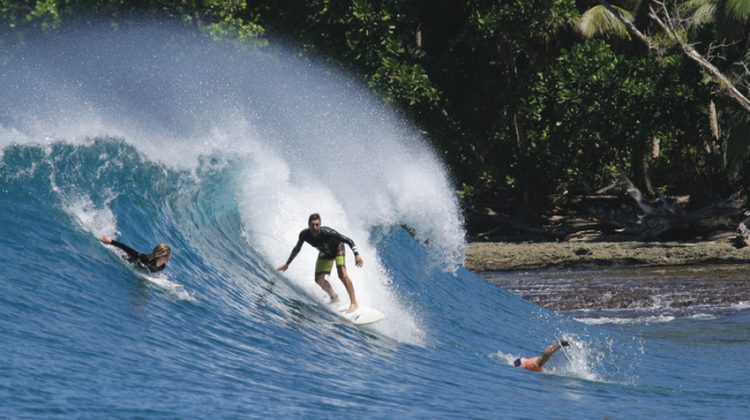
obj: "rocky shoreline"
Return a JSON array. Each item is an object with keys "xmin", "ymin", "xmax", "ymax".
[
  {"xmin": 465, "ymin": 234, "xmax": 750, "ymax": 272},
  {"xmin": 466, "ymin": 236, "xmax": 750, "ymax": 314}
]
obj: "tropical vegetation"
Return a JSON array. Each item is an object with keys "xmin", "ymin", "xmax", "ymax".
[{"xmin": 4, "ymin": 0, "xmax": 750, "ymax": 237}]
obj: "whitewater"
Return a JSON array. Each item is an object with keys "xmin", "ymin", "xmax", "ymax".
[{"xmin": 1, "ymin": 22, "xmax": 749, "ymax": 418}]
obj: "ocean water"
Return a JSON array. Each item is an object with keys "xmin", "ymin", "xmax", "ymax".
[{"xmin": 1, "ymin": 23, "xmax": 749, "ymax": 418}]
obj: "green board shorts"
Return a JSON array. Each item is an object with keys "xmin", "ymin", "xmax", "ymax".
[
  {"xmin": 314, "ymin": 243, "xmax": 347, "ymax": 275},
  {"xmin": 315, "ymin": 255, "xmax": 346, "ymax": 275}
]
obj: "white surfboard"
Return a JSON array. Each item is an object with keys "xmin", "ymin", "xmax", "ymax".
[
  {"xmin": 103, "ymin": 244, "xmax": 196, "ymax": 302},
  {"xmin": 340, "ymin": 306, "xmax": 385, "ymax": 325}
]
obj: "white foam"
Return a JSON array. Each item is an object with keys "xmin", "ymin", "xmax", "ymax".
[
  {"xmin": 575, "ymin": 315, "xmax": 676, "ymax": 325},
  {"xmin": 549, "ymin": 335, "xmax": 601, "ymax": 382},
  {"xmin": 1, "ymin": 24, "xmax": 467, "ymax": 344},
  {"xmin": 237, "ymin": 154, "xmax": 426, "ymax": 345},
  {"xmin": 137, "ymin": 272, "xmax": 197, "ymax": 303},
  {"xmin": 2, "ymin": 25, "xmax": 465, "ymax": 260},
  {"xmin": 60, "ymin": 192, "xmax": 196, "ymax": 302},
  {"xmin": 0, "ymin": 124, "xmax": 32, "ymax": 159},
  {"xmin": 490, "ymin": 351, "xmax": 522, "ymax": 366},
  {"xmin": 688, "ymin": 313, "xmax": 718, "ymax": 320},
  {"xmin": 63, "ymin": 194, "xmax": 118, "ymax": 239},
  {"xmin": 492, "ymin": 336, "xmax": 604, "ymax": 383}
]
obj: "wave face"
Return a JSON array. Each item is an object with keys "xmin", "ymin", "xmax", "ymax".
[{"xmin": 1, "ymin": 23, "xmax": 749, "ymax": 418}]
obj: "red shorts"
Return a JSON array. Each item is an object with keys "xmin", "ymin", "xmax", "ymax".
[{"xmin": 521, "ymin": 357, "xmax": 542, "ymax": 372}]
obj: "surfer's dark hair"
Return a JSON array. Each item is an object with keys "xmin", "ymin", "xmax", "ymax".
[
  {"xmin": 308, "ymin": 213, "xmax": 321, "ymax": 223},
  {"xmin": 513, "ymin": 358, "xmax": 521, "ymax": 367}
]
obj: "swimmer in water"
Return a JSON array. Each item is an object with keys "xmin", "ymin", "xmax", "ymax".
[
  {"xmin": 100, "ymin": 236, "xmax": 171, "ymax": 273},
  {"xmin": 277, "ymin": 213, "xmax": 363, "ymax": 314},
  {"xmin": 514, "ymin": 340, "xmax": 569, "ymax": 372}
]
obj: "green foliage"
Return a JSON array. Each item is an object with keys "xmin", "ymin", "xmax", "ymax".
[
  {"xmin": 205, "ymin": 16, "xmax": 267, "ymax": 47},
  {"xmin": 1, "ymin": 0, "xmax": 60, "ymax": 29},
  {"xmin": 2, "ymin": 0, "xmax": 748, "ymax": 211},
  {"xmin": 0, "ymin": 0, "xmax": 267, "ymax": 43},
  {"xmin": 468, "ymin": 0, "xmax": 576, "ymax": 47},
  {"xmin": 727, "ymin": 0, "xmax": 750, "ymax": 19},
  {"xmin": 522, "ymin": 40, "xmax": 711, "ymax": 196},
  {"xmin": 576, "ymin": 4, "xmax": 632, "ymax": 39},
  {"xmin": 341, "ymin": 1, "xmax": 439, "ymax": 105},
  {"xmin": 27, "ymin": 0, "xmax": 59, "ymax": 29},
  {"xmin": 177, "ymin": 0, "xmax": 268, "ymax": 41},
  {"xmin": 370, "ymin": 57, "xmax": 439, "ymax": 105},
  {"xmin": 725, "ymin": 115, "xmax": 750, "ymax": 178}
]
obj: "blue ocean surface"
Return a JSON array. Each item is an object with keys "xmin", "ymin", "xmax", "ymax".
[{"xmin": 1, "ymin": 23, "xmax": 749, "ymax": 418}]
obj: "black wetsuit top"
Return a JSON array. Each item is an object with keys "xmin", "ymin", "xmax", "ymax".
[
  {"xmin": 110, "ymin": 240, "xmax": 166, "ymax": 273},
  {"xmin": 285, "ymin": 226, "xmax": 359, "ymax": 265}
]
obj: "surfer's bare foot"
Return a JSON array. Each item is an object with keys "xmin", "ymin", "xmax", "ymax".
[
  {"xmin": 329, "ymin": 294, "xmax": 339, "ymax": 304},
  {"xmin": 345, "ymin": 304, "xmax": 358, "ymax": 314}
]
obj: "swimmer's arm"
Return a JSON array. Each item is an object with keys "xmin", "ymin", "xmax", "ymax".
[{"xmin": 535, "ymin": 343, "xmax": 562, "ymax": 368}]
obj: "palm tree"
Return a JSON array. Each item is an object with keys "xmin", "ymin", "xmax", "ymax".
[
  {"xmin": 575, "ymin": 1, "xmax": 662, "ymax": 196},
  {"xmin": 577, "ymin": 2, "xmax": 633, "ymax": 39},
  {"xmin": 679, "ymin": 0, "xmax": 750, "ymax": 174},
  {"xmin": 576, "ymin": 1, "xmax": 660, "ymax": 40},
  {"xmin": 577, "ymin": 1, "xmax": 750, "ymax": 38},
  {"xmin": 578, "ymin": 1, "xmax": 750, "ymax": 194},
  {"xmin": 683, "ymin": 0, "xmax": 750, "ymax": 28}
]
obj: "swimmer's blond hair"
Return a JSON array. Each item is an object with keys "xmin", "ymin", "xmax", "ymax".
[{"xmin": 148, "ymin": 243, "xmax": 171, "ymax": 262}]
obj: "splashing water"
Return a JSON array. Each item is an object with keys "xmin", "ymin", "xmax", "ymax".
[{"xmin": 1, "ymin": 21, "xmax": 748, "ymax": 419}]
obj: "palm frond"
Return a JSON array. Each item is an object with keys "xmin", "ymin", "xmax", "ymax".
[
  {"xmin": 681, "ymin": 0, "xmax": 714, "ymax": 13},
  {"xmin": 726, "ymin": 0, "xmax": 750, "ymax": 21},
  {"xmin": 688, "ymin": 3, "xmax": 718, "ymax": 28},
  {"xmin": 576, "ymin": 5, "xmax": 633, "ymax": 39}
]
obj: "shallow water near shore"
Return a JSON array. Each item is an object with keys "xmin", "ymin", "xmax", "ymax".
[{"xmin": 483, "ymin": 264, "xmax": 750, "ymax": 324}]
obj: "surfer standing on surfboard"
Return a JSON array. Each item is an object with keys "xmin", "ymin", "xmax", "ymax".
[
  {"xmin": 277, "ymin": 213, "xmax": 363, "ymax": 314},
  {"xmin": 514, "ymin": 340, "xmax": 569, "ymax": 372},
  {"xmin": 100, "ymin": 236, "xmax": 172, "ymax": 273}
]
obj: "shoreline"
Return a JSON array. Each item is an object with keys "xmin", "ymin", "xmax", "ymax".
[{"xmin": 464, "ymin": 235, "xmax": 750, "ymax": 272}]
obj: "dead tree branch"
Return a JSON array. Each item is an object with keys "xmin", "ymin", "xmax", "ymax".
[
  {"xmin": 595, "ymin": 1, "xmax": 750, "ymax": 113},
  {"xmin": 649, "ymin": 1, "xmax": 750, "ymax": 112}
]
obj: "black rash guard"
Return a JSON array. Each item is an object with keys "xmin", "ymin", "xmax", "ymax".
[
  {"xmin": 110, "ymin": 240, "xmax": 166, "ymax": 273},
  {"xmin": 285, "ymin": 226, "xmax": 359, "ymax": 265}
]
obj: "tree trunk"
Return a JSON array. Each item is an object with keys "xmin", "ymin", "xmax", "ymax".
[
  {"xmin": 651, "ymin": 136, "xmax": 660, "ymax": 158},
  {"xmin": 707, "ymin": 100, "xmax": 724, "ymax": 169},
  {"xmin": 596, "ymin": 1, "xmax": 750, "ymax": 113},
  {"xmin": 648, "ymin": 4, "xmax": 750, "ymax": 113},
  {"xmin": 512, "ymin": 112, "xmax": 528, "ymax": 151},
  {"xmin": 709, "ymin": 99, "xmax": 720, "ymax": 148},
  {"xmin": 618, "ymin": 169, "xmax": 745, "ymax": 239},
  {"xmin": 631, "ymin": 138, "xmax": 655, "ymax": 197},
  {"xmin": 499, "ymin": 38, "xmax": 531, "ymax": 208}
]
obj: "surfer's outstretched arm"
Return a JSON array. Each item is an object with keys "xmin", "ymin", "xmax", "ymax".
[
  {"xmin": 100, "ymin": 236, "xmax": 170, "ymax": 273},
  {"xmin": 278, "ymin": 235, "xmax": 305, "ymax": 272},
  {"xmin": 101, "ymin": 236, "xmax": 143, "ymax": 261},
  {"xmin": 324, "ymin": 228, "xmax": 363, "ymax": 268}
]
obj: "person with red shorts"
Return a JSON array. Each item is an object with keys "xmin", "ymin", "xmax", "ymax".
[
  {"xmin": 514, "ymin": 340, "xmax": 570, "ymax": 372},
  {"xmin": 277, "ymin": 213, "xmax": 363, "ymax": 313}
]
